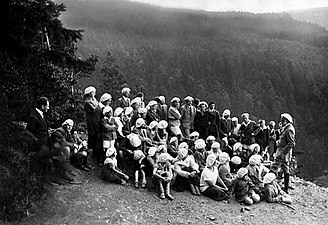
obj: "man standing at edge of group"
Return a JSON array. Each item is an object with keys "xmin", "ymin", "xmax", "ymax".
[
  {"xmin": 270, "ymin": 113, "xmax": 296, "ymax": 194},
  {"xmin": 180, "ymin": 96, "xmax": 197, "ymax": 138}
]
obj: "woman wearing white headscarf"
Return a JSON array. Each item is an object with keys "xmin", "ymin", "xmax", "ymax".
[
  {"xmin": 200, "ymin": 154, "xmax": 229, "ymax": 201},
  {"xmin": 84, "ymin": 86, "xmax": 99, "ymax": 151}
]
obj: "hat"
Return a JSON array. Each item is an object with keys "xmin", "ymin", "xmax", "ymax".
[
  {"xmin": 170, "ymin": 136, "xmax": 178, "ymax": 143},
  {"xmin": 269, "ymin": 120, "xmax": 276, "ymax": 127},
  {"xmin": 194, "ymin": 139, "xmax": 206, "ymax": 150},
  {"xmin": 190, "ymin": 131, "xmax": 199, "ymax": 138},
  {"xmin": 124, "ymin": 107, "xmax": 133, "ymax": 116},
  {"xmin": 100, "ymin": 93, "xmax": 112, "ymax": 102},
  {"xmin": 184, "ymin": 96, "xmax": 194, "ymax": 102},
  {"xmin": 106, "ymin": 147, "xmax": 116, "ymax": 157},
  {"xmin": 233, "ymin": 142, "xmax": 242, "ymax": 152},
  {"xmin": 157, "ymin": 120, "xmax": 168, "ymax": 129},
  {"xmin": 206, "ymin": 135, "xmax": 216, "ymax": 142},
  {"xmin": 211, "ymin": 142, "xmax": 220, "ymax": 149},
  {"xmin": 114, "ymin": 107, "xmax": 124, "ymax": 117},
  {"xmin": 103, "ymin": 106, "xmax": 113, "ymax": 115},
  {"xmin": 131, "ymin": 97, "xmax": 141, "ymax": 105},
  {"xmin": 231, "ymin": 117, "xmax": 238, "ymax": 122},
  {"xmin": 263, "ymin": 172, "xmax": 277, "ymax": 184},
  {"xmin": 219, "ymin": 152, "xmax": 230, "ymax": 164},
  {"xmin": 281, "ymin": 113, "xmax": 293, "ymax": 124},
  {"xmin": 121, "ymin": 87, "xmax": 131, "ymax": 94},
  {"xmin": 147, "ymin": 100, "xmax": 158, "ymax": 108},
  {"xmin": 206, "ymin": 154, "xmax": 217, "ymax": 167},
  {"xmin": 158, "ymin": 153, "xmax": 170, "ymax": 163},
  {"xmin": 171, "ymin": 97, "xmax": 180, "ymax": 103},
  {"xmin": 149, "ymin": 121, "xmax": 158, "ymax": 129},
  {"xmin": 231, "ymin": 156, "xmax": 242, "ymax": 165},
  {"xmin": 148, "ymin": 147, "xmax": 157, "ymax": 157},
  {"xmin": 155, "ymin": 96, "xmax": 165, "ymax": 104},
  {"xmin": 236, "ymin": 168, "xmax": 248, "ymax": 178},
  {"xmin": 62, "ymin": 119, "xmax": 74, "ymax": 127},
  {"xmin": 241, "ymin": 113, "xmax": 249, "ymax": 118},
  {"xmin": 127, "ymin": 133, "xmax": 142, "ymax": 147},
  {"xmin": 133, "ymin": 150, "xmax": 145, "ymax": 160},
  {"xmin": 249, "ymin": 143, "xmax": 260, "ymax": 153},
  {"xmin": 138, "ymin": 107, "xmax": 147, "ymax": 114},
  {"xmin": 199, "ymin": 101, "xmax": 208, "ymax": 108},
  {"xmin": 249, "ymin": 154, "xmax": 262, "ymax": 166},
  {"xmin": 177, "ymin": 148, "xmax": 188, "ymax": 160},
  {"xmin": 178, "ymin": 142, "xmax": 188, "ymax": 150},
  {"xmin": 135, "ymin": 118, "xmax": 146, "ymax": 128},
  {"xmin": 84, "ymin": 86, "xmax": 96, "ymax": 95},
  {"xmin": 223, "ymin": 109, "xmax": 231, "ymax": 116}
]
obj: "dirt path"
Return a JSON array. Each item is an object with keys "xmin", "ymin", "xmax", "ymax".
[{"xmin": 15, "ymin": 167, "xmax": 328, "ymax": 225}]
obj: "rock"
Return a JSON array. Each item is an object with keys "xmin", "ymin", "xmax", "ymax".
[
  {"xmin": 240, "ymin": 208, "xmax": 245, "ymax": 213},
  {"xmin": 244, "ymin": 207, "xmax": 251, "ymax": 211},
  {"xmin": 208, "ymin": 216, "xmax": 216, "ymax": 221}
]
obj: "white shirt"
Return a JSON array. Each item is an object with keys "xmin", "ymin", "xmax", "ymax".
[
  {"xmin": 36, "ymin": 108, "xmax": 44, "ymax": 119},
  {"xmin": 200, "ymin": 166, "xmax": 218, "ymax": 192}
]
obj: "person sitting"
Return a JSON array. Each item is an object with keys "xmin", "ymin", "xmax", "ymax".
[
  {"xmin": 101, "ymin": 147, "xmax": 129, "ymax": 185},
  {"xmin": 172, "ymin": 148, "xmax": 201, "ymax": 195},
  {"xmin": 262, "ymin": 172, "xmax": 292, "ymax": 204},
  {"xmin": 218, "ymin": 152, "xmax": 233, "ymax": 188},
  {"xmin": 193, "ymin": 139, "xmax": 207, "ymax": 172},
  {"xmin": 118, "ymin": 133, "xmax": 142, "ymax": 174},
  {"xmin": 71, "ymin": 139, "xmax": 93, "ymax": 171},
  {"xmin": 147, "ymin": 121, "xmax": 161, "ymax": 146},
  {"xmin": 122, "ymin": 107, "xmax": 133, "ymax": 136},
  {"xmin": 133, "ymin": 150, "xmax": 147, "ymax": 188},
  {"xmin": 168, "ymin": 137, "xmax": 179, "ymax": 158},
  {"xmin": 152, "ymin": 153, "xmax": 175, "ymax": 200},
  {"xmin": 228, "ymin": 168, "xmax": 260, "ymax": 205},
  {"xmin": 156, "ymin": 120, "xmax": 169, "ymax": 146},
  {"xmin": 200, "ymin": 154, "xmax": 229, "ymax": 201},
  {"xmin": 132, "ymin": 118, "xmax": 152, "ymax": 152},
  {"xmin": 146, "ymin": 147, "xmax": 159, "ymax": 175},
  {"xmin": 205, "ymin": 135, "xmax": 216, "ymax": 151}
]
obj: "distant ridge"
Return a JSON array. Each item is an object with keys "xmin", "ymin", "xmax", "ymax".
[{"xmin": 288, "ymin": 7, "xmax": 328, "ymax": 29}]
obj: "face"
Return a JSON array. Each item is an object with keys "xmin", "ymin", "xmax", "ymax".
[
  {"xmin": 280, "ymin": 117, "xmax": 288, "ymax": 126},
  {"xmin": 123, "ymin": 91, "xmax": 130, "ymax": 97},
  {"xmin": 151, "ymin": 104, "xmax": 158, "ymax": 110},
  {"xmin": 207, "ymin": 140, "xmax": 214, "ymax": 145},
  {"xmin": 173, "ymin": 101, "xmax": 180, "ymax": 108},
  {"xmin": 209, "ymin": 103, "xmax": 215, "ymax": 110},
  {"xmin": 200, "ymin": 104, "xmax": 206, "ymax": 112},
  {"xmin": 132, "ymin": 102, "xmax": 140, "ymax": 110},
  {"xmin": 65, "ymin": 124, "xmax": 73, "ymax": 132},
  {"xmin": 242, "ymin": 115, "xmax": 249, "ymax": 123},
  {"xmin": 186, "ymin": 100, "xmax": 192, "ymax": 106},
  {"xmin": 232, "ymin": 121, "xmax": 238, "ymax": 126},
  {"xmin": 91, "ymin": 90, "xmax": 96, "ymax": 98},
  {"xmin": 42, "ymin": 101, "xmax": 50, "ymax": 113},
  {"xmin": 106, "ymin": 111, "xmax": 113, "ymax": 117}
]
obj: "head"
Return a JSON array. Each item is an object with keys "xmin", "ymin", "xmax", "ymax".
[
  {"xmin": 249, "ymin": 154, "xmax": 262, "ymax": 166},
  {"xmin": 268, "ymin": 121, "xmax": 276, "ymax": 130},
  {"xmin": 177, "ymin": 148, "xmax": 188, "ymax": 160},
  {"xmin": 103, "ymin": 106, "xmax": 113, "ymax": 118},
  {"xmin": 231, "ymin": 117, "xmax": 238, "ymax": 126},
  {"xmin": 223, "ymin": 109, "xmax": 231, "ymax": 119},
  {"xmin": 62, "ymin": 119, "xmax": 74, "ymax": 132},
  {"xmin": 148, "ymin": 100, "xmax": 158, "ymax": 111},
  {"xmin": 84, "ymin": 86, "xmax": 96, "ymax": 98},
  {"xmin": 206, "ymin": 154, "xmax": 217, "ymax": 168},
  {"xmin": 211, "ymin": 142, "xmax": 221, "ymax": 154},
  {"xmin": 184, "ymin": 96, "xmax": 193, "ymax": 106},
  {"xmin": 171, "ymin": 97, "xmax": 180, "ymax": 108},
  {"xmin": 122, "ymin": 87, "xmax": 131, "ymax": 97},
  {"xmin": 258, "ymin": 119, "xmax": 266, "ymax": 128},
  {"xmin": 206, "ymin": 135, "xmax": 216, "ymax": 145},
  {"xmin": 100, "ymin": 93, "xmax": 112, "ymax": 106},
  {"xmin": 219, "ymin": 152, "xmax": 230, "ymax": 165},
  {"xmin": 241, "ymin": 113, "xmax": 250, "ymax": 123},
  {"xmin": 194, "ymin": 139, "xmax": 206, "ymax": 152},
  {"xmin": 148, "ymin": 121, "xmax": 158, "ymax": 131},
  {"xmin": 190, "ymin": 131, "xmax": 199, "ymax": 141},
  {"xmin": 236, "ymin": 168, "xmax": 248, "ymax": 179},
  {"xmin": 114, "ymin": 107, "xmax": 124, "ymax": 118},
  {"xmin": 170, "ymin": 136, "xmax": 178, "ymax": 146},
  {"xmin": 209, "ymin": 102, "xmax": 216, "ymax": 110},
  {"xmin": 136, "ymin": 92, "xmax": 144, "ymax": 101},
  {"xmin": 135, "ymin": 118, "xmax": 146, "ymax": 129},
  {"xmin": 193, "ymin": 98, "xmax": 200, "ymax": 108},
  {"xmin": 157, "ymin": 120, "xmax": 168, "ymax": 130},
  {"xmin": 280, "ymin": 113, "xmax": 293, "ymax": 126},
  {"xmin": 199, "ymin": 102, "xmax": 208, "ymax": 112},
  {"xmin": 36, "ymin": 97, "xmax": 50, "ymax": 113},
  {"xmin": 263, "ymin": 172, "xmax": 276, "ymax": 185},
  {"xmin": 124, "ymin": 107, "xmax": 133, "ymax": 119}
]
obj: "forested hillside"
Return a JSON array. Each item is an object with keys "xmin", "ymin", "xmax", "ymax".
[{"xmin": 58, "ymin": 0, "xmax": 328, "ymax": 180}]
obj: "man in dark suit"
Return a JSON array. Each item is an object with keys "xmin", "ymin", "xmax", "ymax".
[{"xmin": 117, "ymin": 87, "xmax": 131, "ymax": 108}]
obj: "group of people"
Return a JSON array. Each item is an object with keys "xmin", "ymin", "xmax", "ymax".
[{"xmin": 26, "ymin": 85, "xmax": 296, "ymax": 206}]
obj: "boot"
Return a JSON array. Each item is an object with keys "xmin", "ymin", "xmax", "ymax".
[
  {"xmin": 189, "ymin": 184, "xmax": 197, "ymax": 195},
  {"xmin": 283, "ymin": 173, "xmax": 290, "ymax": 194},
  {"xmin": 165, "ymin": 182, "xmax": 174, "ymax": 200}
]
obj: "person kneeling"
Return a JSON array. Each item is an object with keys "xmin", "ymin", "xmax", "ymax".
[
  {"xmin": 153, "ymin": 153, "xmax": 174, "ymax": 200},
  {"xmin": 101, "ymin": 147, "xmax": 129, "ymax": 185},
  {"xmin": 263, "ymin": 172, "xmax": 292, "ymax": 204},
  {"xmin": 200, "ymin": 154, "xmax": 229, "ymax": 201}
]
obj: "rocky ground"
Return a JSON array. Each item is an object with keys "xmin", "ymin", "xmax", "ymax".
[{"xmin": 10, "ymin": 166, "xmax": 328, "ymax": 225}]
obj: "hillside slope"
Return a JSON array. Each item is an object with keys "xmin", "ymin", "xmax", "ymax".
[
  {"xmin": 289, "ymin": 7, "xmax": 328, "ymax": 29},
  {"xmin": 57, "ymin": 0, "xmax": 328, "ymax": 180}
]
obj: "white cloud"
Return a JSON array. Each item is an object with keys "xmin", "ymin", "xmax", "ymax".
[{"xmin": 129, "ymin": 0, "xmax": 328, "ymax": 13}]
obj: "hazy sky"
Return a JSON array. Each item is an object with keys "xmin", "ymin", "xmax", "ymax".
[{"xmin": 129, "ymin": 0, "xmax": 328, "ymax": 13}]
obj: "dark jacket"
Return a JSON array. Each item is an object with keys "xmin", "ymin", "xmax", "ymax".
[
  {"xmin": 101, "ymin": 117, "xmax": 117, "ymax": 141},
  {"xmin": 26, "ymin": 109, "xmax": 49, "ymax": 148},
  {"xmin": 194, "ymin": 111, "xmax": 209, "ymax": 139},
  {"xmin": 239, "ymin": 121, "xmax": 260, "ymax": 145},
  {"xmin": 117, "ymin": 97, "xmax": 130, "ymax": 108}
]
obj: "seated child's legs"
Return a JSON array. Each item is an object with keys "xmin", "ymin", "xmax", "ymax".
[{"xmin": 244, "ymin": 196, "xmax": 253, "ymax": 205}]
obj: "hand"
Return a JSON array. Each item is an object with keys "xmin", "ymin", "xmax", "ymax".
[
  {"xmin": 189, "ymin": 171, "xmax": 196, "ymax": 177},
  {"xmin": 124, "ymin": 175, "xmax": 129, "ymax": 180},
  {"xmin": 127, "ymin": 150, "xmax": 133, "ymax": 154}
]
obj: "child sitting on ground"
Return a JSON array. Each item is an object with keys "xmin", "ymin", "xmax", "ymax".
[
  {"xmin": 101, "ymin": 147, "xmax": 129, "ymax": 185},
  {"xmin": 218, "ymin": 152, "xmax": 233, "ymax": 188},
  {"xmin": 168, "ymin": 137, "xmax": 178, "ymax": 158},
  {"xmin": 152, "ymin": 153, "xmax": 174, "ymax": 200},
  {"xmin": 133, "ymin": 150, "xmax": 147, "ymax": 188},
  {"xmin": 228, "ymin": 168, "xmax": 260, "ymax": 205},
  {"xmin": 263, "ymin": 172, "xmax": 292, "ymax": 204}
]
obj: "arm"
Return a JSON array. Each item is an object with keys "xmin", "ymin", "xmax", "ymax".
[
  {"xmin": 216, "ymin": 175, "xmax": 228, "ymax": 191},
  {"xmin": 282, "ymin": 129, "xmax": 295, "ymax": 155},
  {"xmin": 173, "ymin": 163, "xmax": 191, "ymax": 178},
  {"xmin": 101, "ymin": 118, "xmax": 116, "ymax": 132},
  {"xmin": 153, "ymin": 167, "xmax": 164, "ymax": 180}
]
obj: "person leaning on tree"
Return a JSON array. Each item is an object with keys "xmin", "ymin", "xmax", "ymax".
[{"xmin": 270, "ymin": 113, "xmax": 296, "ymax": 194}]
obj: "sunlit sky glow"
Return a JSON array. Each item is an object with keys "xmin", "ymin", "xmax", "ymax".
[{"xmin": 129, "ymin": 0, "xmax": 328, "ymax": 13}]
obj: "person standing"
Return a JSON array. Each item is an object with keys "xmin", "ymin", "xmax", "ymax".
[
  {"xmin": 267, "ymin": 121, "xmax": 279, "ymax": 161},
  {"xmin": 84, "ymin": 86, "xmax": 98, "ymax": 152},
  {"xmin": 194, "ymin": 101, "xmax": 209, "ymax": 140},
  {"xmin": 207, "ymin": 102, "xmax": 220, "ymax": 139},
  {"xmin": 270, "ymin": 113, "xmax": 296, "ymax": 193},
  {"xmin": 238, "ymin": 113, "xmax": 260, "ymax": 155},
  {"xmin": 180, "ymin": 96, "xmax": 197, "ymax": 138},
  {"xmin": 117, "ymin": 87, "xmax": 131, "ymax": 108},
  {"xmin": 168, "ymin": 97, "xmax": 182, "ymax": 140}
]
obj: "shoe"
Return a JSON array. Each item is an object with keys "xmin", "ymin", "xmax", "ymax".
[
  {"xmin": 61, "ymin": 172, "xmax": 74, "ymax": 182},
  {"xmin": 165, "ymin": 193, "xmax": 174, "ymax": 200},
  {"xmin": 84, "ymin": 164, "xmax": 94, "ymax": 170},
  {"xmin": 141, "ymin": 182, "xmax": 147, "ymax": 188},
  {"xmin": 81, "ymin": 166, "xmax": 90, "ymax": 171},
  {"xmin": 121, "ymin": 180, "xmax": 127, "ymax": 185},
  {"xmin": 159, "ymin": 193, "xmax": 165, "ymax": 199},
  {"xmin": 135, "ymin": 182, "xmax": 139, "ymax": 188}
]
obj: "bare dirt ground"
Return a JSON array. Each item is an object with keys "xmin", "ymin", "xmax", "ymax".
[{"xmin": 12, "ymin": 166, "xmax": 328, "ymax": 225}]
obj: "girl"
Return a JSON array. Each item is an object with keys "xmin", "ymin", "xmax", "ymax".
[
  {"xmin": 133, "ymin": 150, "xmax": 147, "ymax": 188},
  {"xmin": 153, "ymin": 153, "xmax": 174, "ymax": 200},
  {"xmin": 168, "ymin": 97, "xmax": 182, "ymax": 141},
  {"xmin": 228, "ymin": 168, "xmax": 260, "ymax": 205},
  {"xmin": 168, "ymin": 137, "xmax": 178, "ymax": 158},
  {"xmin": 156, "ymin": 120, "xmax": 169, "ymax": 146},
  {"xmin": 101, "ymin": 106, "xmax": 117, "ymax": 164},
  {"xmin": 101, "ymin": 147, "xmax": 129, "ymax": 185},
  {"xmin": 263, "ymin": 172, "xmax": 292, "ymax": 204},
  {"xmin": 83, "ymin": 86, "xmax": 98, "ymax": 151},
  {"xmin": 218, "ymin": 152, "xmax": 233, "ymax": 187},
  {"xmin": 200, "ymin": 154, "xmax": 229, "ymax": 201}
]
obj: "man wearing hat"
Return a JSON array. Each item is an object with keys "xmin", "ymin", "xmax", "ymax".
[
  {"xmin": 270, "ymin": 113, "xmax": 296, "ymax": 193},
  {"xmin": 117, "ymin": 87, "xmax": 131, "ymax": 108},
  {"xmin": 154, "ymin": 96, "xmax": 168, "ymax": 121},
  {"xmin": 180, "ymin": 96, "xmax": 197, "ymax": 138},
  {"xmin": 145, "ymin": 100, "xmax": 161, "ymax": 125}
]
